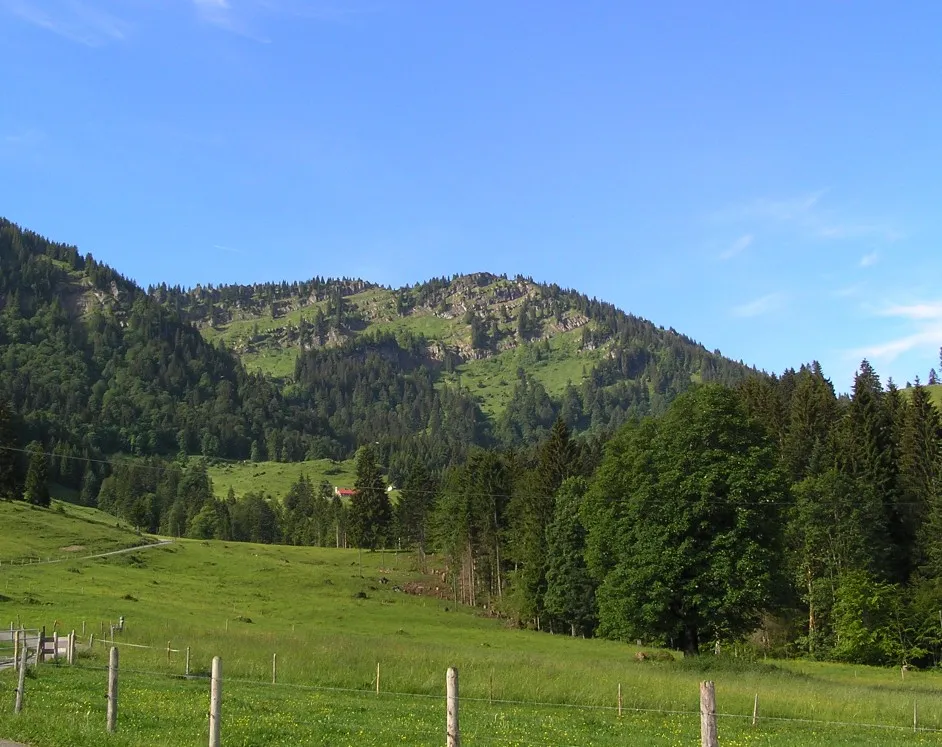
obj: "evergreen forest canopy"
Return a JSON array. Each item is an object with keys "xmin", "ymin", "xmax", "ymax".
[{"xmin": 5, "ymin": 217, "xmax": 942, "ymax": 667}]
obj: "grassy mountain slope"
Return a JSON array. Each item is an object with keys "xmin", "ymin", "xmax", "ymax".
[
  {"xmin": 204, "ymin": 457, "xmax": 358, "ymax": 500},
  {"xmin": 165, "ymin": 271, "xmax": 755, "ymax": 421},
  {"xmin": 2, "ymin": 217, "xmax": 757, "ymax": 471},
  {"xmin": 0, "ymin": 499, "xmax": 145, "ymax": 560},
  {"xmin": 1, "ymin": 507, "xmax": 939, "ymax": 745}
]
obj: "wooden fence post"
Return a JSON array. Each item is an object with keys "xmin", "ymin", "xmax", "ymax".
[
  {"xmin": 68, "ymin": 631, "xmax": 76, "ymax": 665},
  {"xmin": 752, "ymin": 693, "xmax": 758, "ymax": 726},
  {"xmin": 376, "ymin": 662, "xmax": 380, "ymax": 695},
  {"xmin": 186, "ymin": 647, "xmax": 191, "ymax": 677},
  {"xmin": 38, "ymin": 626, "xmax": 45, "ymax": 664},
  {"xmin": 447, "ymin": 667, "xmax": 459, "ymax": 747},
  {"xmin": 89, "ymin": 633, "xmax": 95, "ymax": 650},
  {"xmin": 617, "ymin": 683, "xmax": 622, "ymax": 717},
  {"xmin": 167, "ymin": 641, "xmax": 172, "ymax": 664},
  {"xmin": 53, "ymin": 632, "xmax": 59, "ymax": 663},
  {"xmin": 914, "ymin": 700, "xmax": 918, "ymax": 733},
  {"xmin": 209, "ymin": 656, "xmax": 222, "ymax": 747},
  {"xmin": 12, "ymin": 629, "xmax": 19, "ymax": 673},
  {"xmin": 14, "ymin": 644, "xmax": 27, "ymax": 714},
  {"xmin": 700, "ymin": 681, "xmax": 718, "ymax": 747},
  {"xmin": 272, "ymin": 653, "xmax": 277, "ymax": 685},
  {"xmin": 107, "ymin": 646, "xmax": 119, "ymax": 733}
]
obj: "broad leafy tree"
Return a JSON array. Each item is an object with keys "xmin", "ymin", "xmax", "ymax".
[{"xmin": 585, "ymin": 385, "xmax": 785, "ymax": 655}]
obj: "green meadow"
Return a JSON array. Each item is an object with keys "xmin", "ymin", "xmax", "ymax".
[
  {"xmin": 204, "ymin": 459, "xmax": 359, "ymax": 500},
  {"xmin": 2, "ymin": 502, "xmax": 942, "ymax": 745}
]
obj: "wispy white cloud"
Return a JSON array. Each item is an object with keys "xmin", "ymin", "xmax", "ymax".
[
  {"xmin": 854, "ymin": 300, "xmax": 942, "ymax": 362},
  {"xmin": 710, "ymin": 190, "xmax": 902, "ymax": 245},
  {"xmin": 878, "ymin": 302, "xmax": 942, "ymax": 321},
  {"xmin": 213, "ymin": 243, "xmax": 245, "ymax": 255},
  {"xmin": 2, "ymin": 129, "xmax": 44, "ymax": 146},
  {"xmin": 832, "ymin": 284, "xmax": 863, "ymax": 299},
  {"xmin": 731, "ymin": 292, "xmax": 786, "ymax": 318},
  {"xmin": 191, "ymin": 0, "xmax": 377, "ymax": 38},
  {"xmin": 0, "ymin": 0, "xmax": 130, "ymax": 46},
  {"xmin": 859, "ymin": 251, "xmax": 879, "ymax": 268},
  {"xmin": 711, "ymin": 190, "xmax": 827, "ymax": 224},
  {"xmin": 718, "ymin": 234, "xmax": 753, "ymax": 261},
  {"xmin": 191, "ymin": 0, "xmax": 272, "ymax": 41}
]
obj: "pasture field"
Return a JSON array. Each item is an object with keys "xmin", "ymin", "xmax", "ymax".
[
  {"xmin": 2, "ymin": 502, "xmax": 942, "ymax": 745},
  {"xmin": 204, "ymin": 459, "xmax": 359, "ymax": 500},
  {"xmin": 0, "ymin": 500, "xmax": 144, "ymax": 562}
]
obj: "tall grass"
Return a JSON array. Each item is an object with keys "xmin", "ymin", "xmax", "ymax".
[{"xmin": 2, "ymin": 507, "xmax": 942, "ymax": 744}]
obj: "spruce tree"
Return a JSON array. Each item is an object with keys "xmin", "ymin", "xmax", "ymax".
[
  {"xmin": 23, "ymin": 441, "xmax": 50, "ymax": 507},
  {"xmin": 843, "ymin": 360, "xmax": 901, "ymax": 579},
  {"xmin": 508, "ymin": 418, "xmax": 577, "ymax": 626},
  {"xmin": 544, "ymin": 477, "xmax": 596, "ymax": 637},
  {"xmin": 349, "ymin": 445, "xmax": 391, "ymax": 550},
  {"xmin": 0, "ymin": 400, "xmax": 18, "ymax": 500},
  {"xmin": 395, "ymin": 459, "xmax": 437, "ymax": 554},
  {"xmin": 906, "ymin": 381, "xmax": 942, "ymax": 576}
]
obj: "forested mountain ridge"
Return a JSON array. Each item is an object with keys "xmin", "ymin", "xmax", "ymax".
[
  {"xmin": 0, "ymin": 218, "xmax": 759, "ymax": 468},
  {"xmin": 154, "ymin": 269, "xmax": 759, "ymax": 424},
  {"xmin": 0, "ymin": 217, "xmax": 308, "ymax": 464}
]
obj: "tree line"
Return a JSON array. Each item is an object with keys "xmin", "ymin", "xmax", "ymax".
[{"xmin": 5, "ymin": 353, "xmax": 942, "ymax": 665}]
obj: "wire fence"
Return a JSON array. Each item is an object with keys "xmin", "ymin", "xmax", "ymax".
[
  {"xmin": 51, "ymin": 654, "xmax": 942, "ymax": 738},
  {"xmin": 4, "ymin": 630, "xmax": 941, "ymax": 745}
]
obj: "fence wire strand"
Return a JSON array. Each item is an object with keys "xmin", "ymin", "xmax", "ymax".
[{"xmin": 58, "ymin": 660, "xmax": 942, "ymax": 736}]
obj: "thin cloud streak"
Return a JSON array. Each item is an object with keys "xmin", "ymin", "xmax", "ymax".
[
  {"xmin": 879, "ymin": 302, "xmax": 942, "ymax": 321},
  {"xmin": 213, "ymin": 243, "xmax": 246, "ymax": 255},
  {"xmin": 719, "ymin": 234, "xmax": 753, "ymax": 261},
  {"xmin": 854, "ymin": 299, "xmax": 942, "ymax": 363},
  {"xmin": 854, "ymin": 325, "xmax": 942, "ymax": 362},
  {"xmin": 710, "ymin": 189, "xmax": 902, "ymax": 245},
  {"xmin": 731, "ymin": 292, "xmax": 786, "ymax": 318},
  {"xmin": 1, "ymin": 0, "xmax": 129, "ymax": 46},
  {"xmin": 859, "ymin": 251, "xmax": 878, "ymax": 268}
]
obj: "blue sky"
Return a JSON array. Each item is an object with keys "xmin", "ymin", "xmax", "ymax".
[{"xmin": 2, "ymin": 1, "xmax": 942, "ymax": 391}]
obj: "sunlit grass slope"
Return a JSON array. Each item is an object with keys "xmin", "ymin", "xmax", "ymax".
[
  {"xmin": 0, "ymin": 499, "xmax": 145, "ymax": 562},
  {"xmin": 2, "ymin": 504, "xmax": 942, "ymax": 744},
  {"xmin": 204, "ymin": 458, "xmax": 359, "ymax": 500}
]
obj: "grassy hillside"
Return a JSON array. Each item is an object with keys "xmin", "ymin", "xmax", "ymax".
[
  {"xmin": 0, "ymin": 500, "xmax": 145, "ymax": 562},
  {"xmin": 205, "ymin": 458, "xmax": 358, "ymax": 500},
  {"xmin": 899, "ymin": 383, "xmax": 942, "ymax": 409},
  {"xmin": 1, "ymin": 505, "xmax": 941, "ymax": 745}
]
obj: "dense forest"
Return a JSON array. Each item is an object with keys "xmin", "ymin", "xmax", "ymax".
[
  {"xmin": 6, "ymin": 217, "xmax": 942, "ymax": 667},
  {"xmin": 0, "ymin": 217, "xmax": 756, "ymax": 475}
]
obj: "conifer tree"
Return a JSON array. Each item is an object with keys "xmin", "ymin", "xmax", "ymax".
[
  {"xmin": 349, "ymin": 445, "xmax": 391, "ymax": 550},
  {"xmin": 544, "ymin": 477, "xmax": 596, "ymax": 637},
  {"xmin": 395, "ymin": 459, "xmax": 437, "ymax": 555},
  {"xmin": 23, "ymin": 441, "xmax": 50, "ymax": 507},
  {"xmin": 0, "ymin": 400, "xmax": 18, "ymax": 500},
  {"xmin": 842, "ymin": 360, "xmax": 901, "ymax": 579},
  {"xmin": 508, "ymin": 418, "xmax": 577, "ymax": 626}
]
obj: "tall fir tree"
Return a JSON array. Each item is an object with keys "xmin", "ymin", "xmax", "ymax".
[
  {"xmin": 508, "ymin": 417, "xmax": 578, "ymax": 626},
  {"xmin": 349, "ymin": 445, "xmax": 392, "ymax": 550},
  {"xmin": 23, "ymin": 441, "xmax": 50, "ymax": 507},
  {"xmin": 0, "ymin": 399, "xmax": 18, "ymax": 500},
  {"xmin": 842, "ymin": 360, "xmax": 901, "ymax": 579},
  {"xmin": 544, "ymin": 477, "xmax": 597, "ymax": 637}
]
